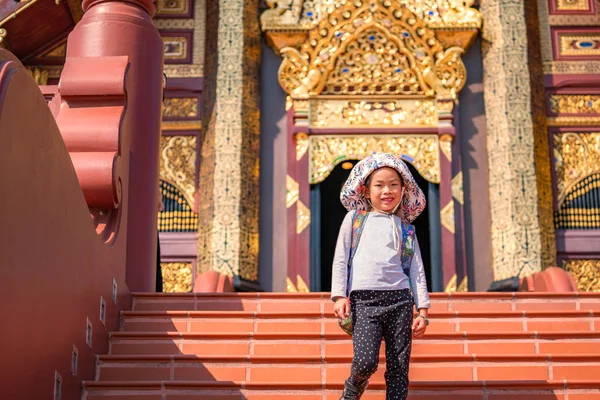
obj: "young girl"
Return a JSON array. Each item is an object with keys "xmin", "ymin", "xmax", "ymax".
[{"xmin": 331, "ymin": 153, "xmax": 430, "ymax": 400}]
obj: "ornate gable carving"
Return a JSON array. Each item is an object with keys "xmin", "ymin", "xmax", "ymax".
[{"xmin": 275, "ymin": 1, "xmax": 469, "ymax": 100}]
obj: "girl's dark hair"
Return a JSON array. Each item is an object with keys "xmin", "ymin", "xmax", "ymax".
[{"xmin": 365, "ymin": 168, "xmax": 404, "ymax": 188}]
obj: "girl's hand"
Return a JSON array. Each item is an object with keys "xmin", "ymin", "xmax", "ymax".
[
  {"xmin": 412, "ymin": 315, "xmax": 427, "ymax": 338},
  {"xmin": 333, "ymin": 298, "xmax": 350, "ymax": 319}
]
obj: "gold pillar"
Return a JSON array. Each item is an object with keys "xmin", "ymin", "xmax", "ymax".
[
  {"xmin": 198, "ymin": 0, "xmax": 261, "ymax": 280},
  {"xmin": 480, "ymin": 0, "xmax": 556, "ymax": 280}
]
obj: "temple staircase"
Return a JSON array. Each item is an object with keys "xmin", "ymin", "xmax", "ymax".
[{"xmin": 83, "ymin": 292, "xmax": 600, "ymax": 400}]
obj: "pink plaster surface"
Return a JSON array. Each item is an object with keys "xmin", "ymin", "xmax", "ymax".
[
  {"xmin": 0, "ymin": 0, "xmax": 164, "ymax": 397},
  {"xmin": 0, "ymin": 49, "xmax": 130, "ymax": 400}
]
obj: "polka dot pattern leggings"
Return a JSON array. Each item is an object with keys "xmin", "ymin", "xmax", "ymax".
[{"xmin": 349, "ymin": 289, "xmax": 413, "ymax": 400}]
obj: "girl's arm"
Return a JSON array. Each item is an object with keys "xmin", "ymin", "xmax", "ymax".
[
  {"xmin": 409, "ymin": 236, "xmax": 431, "ymax": 310},
  {"xmin": 330, "ymin": 211, "xmax": 354, "ymax": 301}
]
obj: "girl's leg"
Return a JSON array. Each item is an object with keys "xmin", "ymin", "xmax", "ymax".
[
  {"xmin": 350, "ymin": 291, "xmax": 384, "ymax": 384},
  {"xmin": 340, "ymin": 291, "xmax": 384, "ymax": 399},
  {"xmin": 381, "ymin": 291, "xmax": 414, "ymax": 400}
]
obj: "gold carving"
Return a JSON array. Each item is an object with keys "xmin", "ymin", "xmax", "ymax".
[
  {"xmin": 160, "ymin": 136, "xmax": 197, "ymax": 208},
  {"xmin": 275, "ymin": 2, "xmax": 475, "ymax": 100},
  {"xmin": 163, "ymin": 36, "xmax": 189, "ymax": 60},
  {"xmin": 544, "ymin": 61, "xmax": 600, "ymax": 75},
  {"xmin": 457, "ymin": 276, "xmax": 468, "ymax": 292},
  {"xmin": 310, "ymin": 99, "xmax": 437, "ymax": 128},
  {"xmin": 444, "ymin": 274, "xmax": 457, "ymax": 292},
  {"xmin": 452, "ymin": 172, "xmax": 463, "ymax": 205},
  {"xmin": 549, "ymin": 95, "xmax": 600, "ymax": 115},
  {"xmin": 286, "ymin": 175, "xmax": 300, "ymax": 208},
  {"xmin": 161, "ymin": 262, "xmax": 193, "ymax": 293},
  {"xmin": 262, "ymin": 0, "xmax": 481, "ymax": 31},
  {"xmin": 445, "ymin": 275, "xmax": 467, "ymax": 292},
  {"xmin": 436, "ymin": 99, "xmax": 455, "ymax": 114},
  {"xmin": 439, "ymin": 134, "xmax": 452, "ymax": 162},
  {"xmin": 158, "ymin": 181, "xmax": 198, "ymax": 232},
  {"xmin": 440, "ymin": 200, "xmax": 455, "ymax": 234},
  {"xmin": 295, "ymin": 132, "xmax": 309, "ymax": 160},
  {"xmin": 27, "ymin": 67, "xmax": 49, "ymax": 85},
  {"xmin": 556, "ymin": 0, "xmax": 591, "ymax": 10},
  {"xmin": 297, "ymin": 200, "xmax": 311, "ymax": 234},
  {"xmin": 157, "ymin": 0, "xmax": 189, "ymax": 15},
  {"xmin": 547, "ymin": 116, "xmax": 600, "ymax": 126},
  {"xmin": 401, "ymin": 0, "xmax": 482, "ymax": 29},
  {"xmin": 22, "ymin": 65, "xmax": 62, "ymax": 79},
  {"xmin": 559, "ymin": 34, "xmax": 600, "ymax": 57},
  {"xmin": 297, "ymin": 274, "xmax": 310, "ymax": 292},
  {"xmin": 154, "ymin": 19, "xmax": 195, "ymax": 29},
  {"xmin": 42, "ymin": 42, "xmax": 66, "ymax": 58},
  {"xmin": 161, "ymin": 120, "xmax": 202, "ymax": 131},
  {"xmin": 309, "ymin": 135, "xmax": 440, "ymax": 184},
  {"xmin": 553, "ymin": 132, "xmax": 600, "ymax": 206},
  {"xmin": 162, "ymin": 97, "xmax": 198, "ymax": 118},
  {"xmin": 287, "ymin": 277, "xmax": 298, "ymax": 292},
  {"xmin": 322, "ymin": 27, "xmax": 434, "ymax": 96},
  {"xmin": 548, "ymin": 14, "xmax": 600, "ymax": 27},
  {"xmin": 0, "ymin": 28, "xmax": 6, "ymax": 48},
  {"xmin": 164, "ymin": 64, "xmax": 204, "ymax": 78},
  {"xmin": 563, "ymin": 259, "xmax": 600, "ymax": 292},
  {"xmin": 261, "ymin": 0, "xmax": 304, "ymax": 29},
  {"xmin": 435, "ymin": 47, "xmax": 467, "ymax": 100}
]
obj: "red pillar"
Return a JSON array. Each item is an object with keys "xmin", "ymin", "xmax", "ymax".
[{"xmin": 66, "ymin": 0, "xmax": 164, "ymax": 292}]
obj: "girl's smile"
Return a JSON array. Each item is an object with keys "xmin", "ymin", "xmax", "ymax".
[{"xmin": 365, "ymin": 167, "xmax": 404, "ymax": 213}]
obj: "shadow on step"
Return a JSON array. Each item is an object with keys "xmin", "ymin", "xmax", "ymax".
[{"xmin": 89, "ymin": 294, "xmax": 257, "ymax": 400}]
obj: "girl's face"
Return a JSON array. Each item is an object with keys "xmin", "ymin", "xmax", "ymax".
[{"xmin": 365, "ymin": 167, "xmax": 404, "ymax": 213}]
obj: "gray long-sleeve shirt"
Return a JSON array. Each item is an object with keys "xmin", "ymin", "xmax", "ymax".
[{"xmin": 330, "ymin": 211, "xmax": 431, "ymax": 310}]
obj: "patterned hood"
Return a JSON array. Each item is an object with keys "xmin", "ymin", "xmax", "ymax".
[{"xmin": 340, "ymin": 153, "xmax": 426, "ymax": 224}]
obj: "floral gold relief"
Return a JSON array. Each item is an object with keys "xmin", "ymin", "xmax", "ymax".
[
  {"xmin": 563, "ymin": 260, "xmax": 600, "ymax": 292},
  {"xmin": 162, "ymin": 98, "xmax": 199, "ymax": 118},
  {"xmin": 553, "ymin": 132, "xmax": 600, "ymax": 206},
  {"xmin": 198, "ymin": 0, "xmax": 260, "ymax": 281},
  {"xmin": 452, "ymin": 172, "xmax": 464, "ymax": 205},
  {"xmin": 556, "ymin": 0, "xmax": 591, "ymax": 11},
  {"xmin": 309, "ymin": 99, "xmax": 437, "ymax": 128},
  {"xmin": 295, "ymin": 132, "xmax": 310, "ymax": 160},
  {"xmin": 160, "ymin": 135, "xmax": 197, "ymax": 208},
  {"xmin": 481, "ymin": 0, "xmax": 552, "ymax": 280},
  {"xmin": 261, "ymin": 0, "xmax": 481, "ymax": 31},
  {"xmin": 286, "ymin": 175, "xmax": 300, "ymax": 208},
  {"xmin": 271, "ymin": 1, "xmax": 474, "ymax": 101},
  {"xmin": 161, "ymin": 262, "xmax": 193, "ymax": 293},
  {"xmin": 297, "ymin": 274, "xmax": 310, "ymax": 292},
  {"xmin": 549, "ymin": 95, "xmax": 600, "ymax": 115},
  {"xmin": 439, "ymin": 134, "xmax": 452, "ymax": 162},
  {"xmin": 309, "ymin": 135, "xmax": 440, "ymax": 184},
  {"xmin": 440, "ymin": 201, "xmax": 455, "ymax": 234},
  {"xmin": 297, "ymin": 200, "xmax": 311, "ymax": 234}
]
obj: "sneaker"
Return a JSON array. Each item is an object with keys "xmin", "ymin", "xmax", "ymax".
[{"xmin": 339, "ymin": 379, "xmax": 368, "ymax": 400}]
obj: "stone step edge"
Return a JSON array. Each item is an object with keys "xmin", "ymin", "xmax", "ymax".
[
  {"xmin": 122, "ymin": 310, "xmax": 598, "ymax": 319},
  {"xmin": 97, "ymin": 353, "xmax": 600, "ymax": 364},
  {"xmin": 131, "ymin": 292, "xmax": 600, "ymax": 300},
  {"xmin": 82, "ymin": 379, "xmax": 600, "ymax": 391},
  {"xmin": 109, "ymin": 330, "xmax": 600, "ymax": 340}
]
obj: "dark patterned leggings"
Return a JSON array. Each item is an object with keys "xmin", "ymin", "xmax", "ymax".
[{"xmin": 349, "ymin": 289, "xmax": 413, "ymax": 400}]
